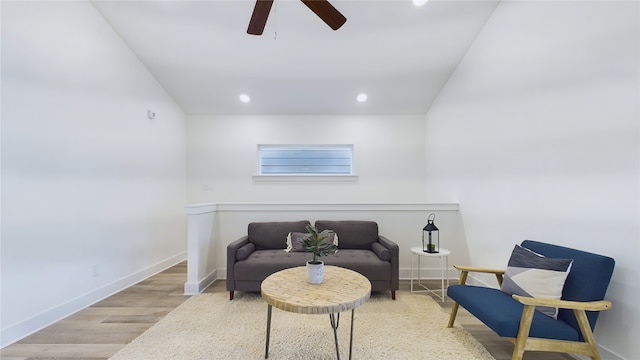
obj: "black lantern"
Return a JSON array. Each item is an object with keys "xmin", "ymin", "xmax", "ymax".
[{"xmin": 422, "ymin": 213, "xmax": 439, "ymax": 253}]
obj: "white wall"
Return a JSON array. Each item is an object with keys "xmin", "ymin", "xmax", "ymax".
[
  {"xmin": 424, "ymin": 1, "xmax": 639, "ymax": 359},
  {"xmin": 186, "ymin": 115, "xmax": 426, "ymax": 203},
  {"xmin": 185, "ymin": 115, "xmax": 465, "ymax": 282},
  {"xmin": 1, "ymin": 2, "xmax": 187, "ymax": 346}
]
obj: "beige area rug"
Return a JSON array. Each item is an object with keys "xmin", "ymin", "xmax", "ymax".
[{"xmin": 110, "ymin": 291, "xmax": 495, "ymax": 360}]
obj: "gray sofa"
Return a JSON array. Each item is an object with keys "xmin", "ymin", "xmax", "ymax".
[{"xmin": 226, "ymin": 220, "xmax": 399, "ymax": 300}]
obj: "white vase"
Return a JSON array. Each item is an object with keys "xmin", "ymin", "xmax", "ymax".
[{"xmin": 306, "ymin": 260, "xmax": 324, "ymax": 284}]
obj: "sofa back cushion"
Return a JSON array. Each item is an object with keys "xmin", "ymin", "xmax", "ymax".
[
  {"xmin": 248, "ymin": 221, "xmax": 311, "ymax": 250},
  {"xmin": 315, "ymin": 220, "xmax": 378, "ymax": 249}
]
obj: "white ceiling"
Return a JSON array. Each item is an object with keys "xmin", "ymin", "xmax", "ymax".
[{"xmin": 92, "ymin": 0, "xmax": 499, "ymax": 115}]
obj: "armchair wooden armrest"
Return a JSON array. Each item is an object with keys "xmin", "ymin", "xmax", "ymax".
[
  {"xmin": 447, "ymin": 265, "xmax": 505, "ymax": 328},
  {"xmin": 510, "ymin": 295, "xmax": 612, "ymax": 360},
  {"xmin": 512, "ymin": 295, "xmax": 612, "ymax": 311},
  {"xmin": 452, "ymin": 264, "xmax": 505, "ymax": 286}
]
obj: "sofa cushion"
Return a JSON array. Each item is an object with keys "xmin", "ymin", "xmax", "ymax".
[
  {"xmin": 235, "ymin": 250, "xmax": 310, "ymax": 281},
  {"xmin": 322, "ymin": 249, "xmax": 390, "ymax": 281},
  {"xmin": 248, "ymin": 221, "xmax": 310, "ymax": 250},
  {"xmin": 234, "ymin": 249, "xmax": 389, "ymax": 282},
  {"xmin": 236, "ymin": 243, "xmax": 255, "ymax": 261},
  {"xmin": 315, "ymin": 220, "xmax": 378, "ymax": 249},
  {"xmin": 371, "ymin": 242, "xmax": 391, "ymax": 261},
  {"xmin": 501, "ymin": 244, "xmax": 573, "ymax": 318},
  {"xmin": 448, "ymin": 285, "xmax": 579, "ymax": 341}
]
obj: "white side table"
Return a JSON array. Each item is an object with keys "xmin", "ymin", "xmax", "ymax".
[{"xmin": 410, "ymin": 246, "xmax": 450, "ymax": 302}]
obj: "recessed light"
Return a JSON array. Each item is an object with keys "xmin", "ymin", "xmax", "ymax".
[
  {"xmin": 413, "ymin": 0, "xmax": 428, "ymax": 6},
  {"xmin": 356, "ymin": 93, "xmax": 368, "ymax": 102},
  {"xmin": 239, "ymin": 94, "xmax": 251, "ymax": 103}
]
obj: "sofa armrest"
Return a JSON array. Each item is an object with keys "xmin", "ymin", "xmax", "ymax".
[
  {"xmin": 377, "ymin": 235, "xmax": 397, "ymax": 250},
  {"xmin": 371, "ymin": 242, "xmax": 391, "ymax": 261},
  {"xmin": 226, "ymin": 236, "xmax": 249, "ymax": 291},
  {"xmin": 377, "ymin": 235, "xmax": 399, "ymax": 291}
]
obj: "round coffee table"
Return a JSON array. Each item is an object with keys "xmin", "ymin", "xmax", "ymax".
[{"xmin": 261, "ymin": 265, "xmax": 371, "ymax": 360}]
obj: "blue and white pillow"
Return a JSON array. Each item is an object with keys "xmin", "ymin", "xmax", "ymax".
[{"xmin": 501, "ymin": 244, "xmax": 573, "ymax": 318}]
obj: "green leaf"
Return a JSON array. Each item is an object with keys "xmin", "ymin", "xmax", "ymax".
[{"xmin": 297, "ymin": 225, "xmax": 338, "ymax": 262}]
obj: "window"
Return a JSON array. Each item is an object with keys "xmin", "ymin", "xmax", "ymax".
[{"xmin": 258, "ymin": 145, "xmax": 353, "ymax": 175}]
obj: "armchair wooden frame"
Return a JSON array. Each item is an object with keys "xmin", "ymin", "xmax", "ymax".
[{"xmin": 447, "ymin": 265, "xmax": 612, "ymax": 360}]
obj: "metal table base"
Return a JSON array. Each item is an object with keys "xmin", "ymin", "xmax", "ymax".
[{"xmin": 265, "ymin": 305, "xmax": 356, "ymax": 360}]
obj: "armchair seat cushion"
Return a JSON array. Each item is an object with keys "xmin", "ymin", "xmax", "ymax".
[{"xmin": 448, "ymin": 285, "xmax": 579, "ymax": 341}]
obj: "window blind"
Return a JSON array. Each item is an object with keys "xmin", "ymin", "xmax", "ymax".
[{"xmin": 259, "ymin": 146, "xmax": 352, "ymax": 175}]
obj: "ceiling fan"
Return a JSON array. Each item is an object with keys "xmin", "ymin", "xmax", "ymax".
[{"xmin": 247, "ymin": 0, "xmax": 347, "ymax": 35}]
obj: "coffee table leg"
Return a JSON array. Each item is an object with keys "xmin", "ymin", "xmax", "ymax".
[
  {"xmin": 349, "ymin": 309, "xmax": 355, "ymax": 360},
  {"xmin": 265, "ymin": 304, "xmax": 272, "ymax": 359},
  {"xmin": 328, "ymin": 311, "xmax": 356, "ymax": 360},
  {"xmin": 329, "ymin": 313, "xmax": 341, "ymax": 360}
]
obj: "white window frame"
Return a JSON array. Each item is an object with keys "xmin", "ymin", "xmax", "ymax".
[{"xmin": 253, "ymin": 144, "xmax": 358, "ymax": 181}]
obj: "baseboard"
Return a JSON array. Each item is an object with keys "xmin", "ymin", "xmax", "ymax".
[
  {"xmin": 184, "ymin": 269, "xmax": 218, "ymax": 295},
  {"xmin": 569, "ymin": 346, "xmax": 624, "ymax": 360},
  {"xmin": 0, "ymin": 252, "xmax": 186, "ymax": 349},
  {"xmin": 597, "ymin": 345, "xmax": 625, "ymax": 360},
  {"xmin": 399, "ymin": 267, "xmax": 456, "ymax": 281}
]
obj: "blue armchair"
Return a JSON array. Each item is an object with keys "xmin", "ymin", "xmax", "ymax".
[{"xmin": 447, "ymin": 240, "xmax": 615, "ymax": 360}]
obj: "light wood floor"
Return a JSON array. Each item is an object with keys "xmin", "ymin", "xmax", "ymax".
[{"xmin": 1, "ymin": 261, "xmax": 574, "ymax": 360}]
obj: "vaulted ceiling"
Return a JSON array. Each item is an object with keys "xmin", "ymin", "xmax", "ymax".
[{"xmin": 92, "ymin": 0, "xmax": 499, "ymax": 115}]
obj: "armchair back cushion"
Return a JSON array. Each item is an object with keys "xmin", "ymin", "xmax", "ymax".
[
  {"xmin": 315, "ymin": 220, "xmax": 378, "ymax": 249},
  {"xmin": 248, "ymin": 221, "xmax": 310, "ymax": 250},
  {"xmin": 521, "ymin": 240, "xmax": 615, "ymax": 333}
]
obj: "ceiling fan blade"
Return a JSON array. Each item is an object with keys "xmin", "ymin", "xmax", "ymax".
[
  {"xmin": 247, "ymin": 0, "xmax": 274, "ymax": 35},
  {"xmin": 301, "ymin": 0, "xmax": 347, "ymax": 31}
]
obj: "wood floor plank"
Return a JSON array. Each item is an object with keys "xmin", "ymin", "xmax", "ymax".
[
  {"xmin": 0, "ymin": 343, "xmax": 123, "ymax": 359},
  {"xmin": 101, "ymin": 314, "xmax": 168, "ymax": 324},
  {"xmin": 16, "ymin": 323, "xmax": 151, "ymax": 345},
  {"xmin": 77, "ymin": 307, "xmax": 172, "ymax": 316}
]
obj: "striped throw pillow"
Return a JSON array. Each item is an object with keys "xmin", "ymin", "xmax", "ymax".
[{"xmin": 500, "ymin": 244, "xmax": 573, "ymax": 318}]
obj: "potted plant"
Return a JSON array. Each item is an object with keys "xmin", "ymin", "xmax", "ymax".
[{"xmin": 297, "ymin": 224, "xmax": 338, "ymax": 284}]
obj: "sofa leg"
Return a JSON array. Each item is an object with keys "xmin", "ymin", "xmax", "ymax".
[
  {"xmin": 229, "ymin": 291, "xmax": 234, "ymax": 301},
  {"xmin": 391, "ymin": 290, "xmax": 396, "ymax": 300}
]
